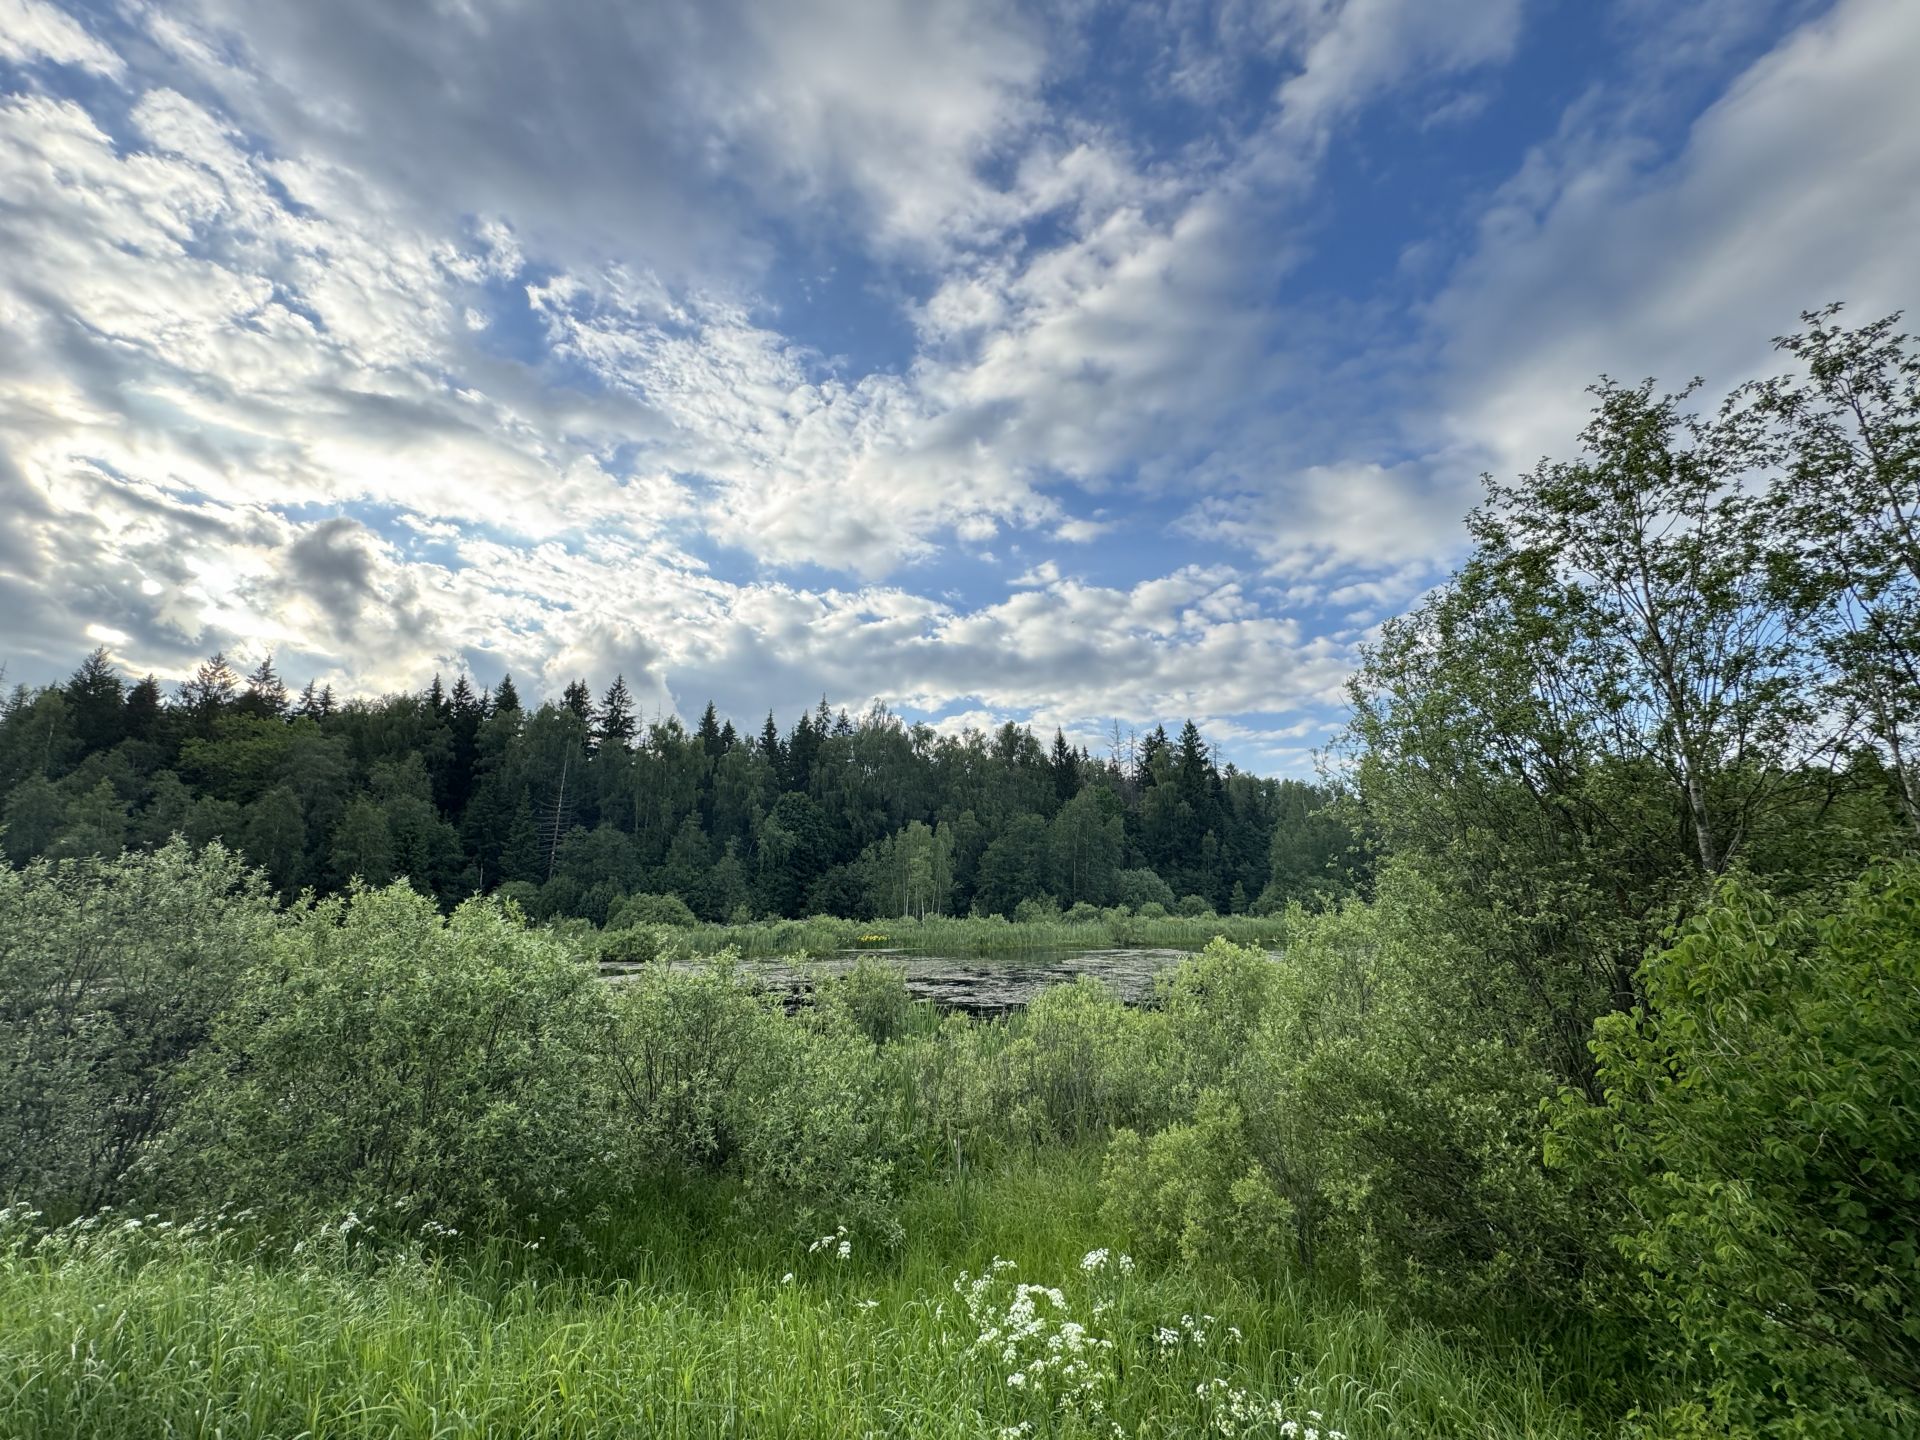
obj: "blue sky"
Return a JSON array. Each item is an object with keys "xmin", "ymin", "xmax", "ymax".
[{"xmin": 1, "ymin": 0, "xmax": 1915, "ymax": 772}]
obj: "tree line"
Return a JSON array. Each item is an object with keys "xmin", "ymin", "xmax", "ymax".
[{"xmin": 0, "ymin": 651, "xmax": 1360, "ymax": 924}]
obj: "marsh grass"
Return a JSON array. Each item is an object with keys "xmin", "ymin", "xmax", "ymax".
[
  {"xmin": 0, "ymin": 1159, "xmax": 1609, "ymax": 1440},
  {"xmin": 664, "ymin": 910, "xmax": 1292, "ymax": 960}
]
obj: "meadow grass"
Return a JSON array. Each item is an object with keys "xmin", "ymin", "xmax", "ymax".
[{"xmin": 0, "ymin": 1155, "xmax": 1611, "ymax": 1440}]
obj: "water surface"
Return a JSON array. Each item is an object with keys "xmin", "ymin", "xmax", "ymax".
[{"xmin": 605, "ymin": 946, "xmax": 1196, "ymax": 1015}]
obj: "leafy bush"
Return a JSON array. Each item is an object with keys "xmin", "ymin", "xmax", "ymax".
[
  {"xmin": 1012, "ymin": 895, "xmax": 1062, "ymax": 924},
  {"xmin": 161, "ymin": 885, "xmax": 615, "ymax": 1234},
  {"xmin": 1113, "ymin": 868, "xmax": 1176, "ymax": 912},
  {"xmin": 602, "ymin": 958, "xmax": 908, "ymax": 1236},
  {"xmin": 598, "ymin": 923, "xmax": 674, "ymax": 966},
  {"xmin": 608, "ymin": 891, "xmax": 699, "ymax": 928},
  {"xmin": 816, "ymin": 955, "xmax": 915, "ymax": 1046},
  {"xmin": 0, "ymin": 842, "xmax": 276, "ymax": 1213},
  {"xmin": 728, "ymin": 1004, "xmax": 907, "ymax": 1240},
  {"xmin": 1103, "ymin": 1090, "xmax": 1292, "ymax": 1267},
  {"xmin": 1104, "ymin": 894, "xmax": 1576, "ymax": 1299},
  {"xmin": 1000, "ymin": 978, "xmax": 1171, "ymax": 1144},
  {"xmin": 1548, "ymin": 865, "xmax": 1920, "ymax": 1438}
]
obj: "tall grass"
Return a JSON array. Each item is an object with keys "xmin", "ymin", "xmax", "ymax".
[{"xmin": 0, "ymin": 1160, "xmax": 1608, "ymax": 1440}]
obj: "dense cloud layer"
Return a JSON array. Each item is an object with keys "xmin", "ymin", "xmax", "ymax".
[{"xmin": 0, "ymin": 0, "xmax": 1912, "ymax": 772}]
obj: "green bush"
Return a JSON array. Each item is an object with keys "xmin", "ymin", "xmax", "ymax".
[
  {"xmin": 1104, "ymin": 891, "xmax": 1576, "ymax": 1298},
  {"xmin": 1548, "ymin": 865, "xmax": 1920, "ymax": 1438},
  {"xmin": 816, "ymin": 955, "xmax": 914, "ymax": 1046},
  {"xmin": 608, "ymin": 891, "xmax": 698, "ymax": 929},
  {"xmin": 1000, "ymin": 977, "xmax": 1171, "ymax": 1144},
  {"xmin": 1012, "ymin": 895, "xmax": 1062, "ymax": 924},
  {"xmin": 161, "ymin": 885, "xmax": 615, "ymax": 1235},
  {"xmin": 0, "ymin": 842, "xmax": 276, "ymax": 1213},
  {"xmin": 1103, "ymin": 1089, "xmax": 1292, "ymax": 1267},
  {"xmin": 602, "ymin": 958, "xmax": 907, "ymax": 1238},
  {"xmin": 598, "ymin": 923, "xmax": 673, "ymax": 966},
  {"xmin": 1113, "ymin": 867, "xmax": 1176, "ymax": 912}
]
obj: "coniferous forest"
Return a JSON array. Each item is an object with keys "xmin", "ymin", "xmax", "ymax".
[{"xmin": 0, "ymin": 653, "xmax": 1358, "ymax": 924}]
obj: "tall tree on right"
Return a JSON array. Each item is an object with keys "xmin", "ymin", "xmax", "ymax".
[{"xmin": 1745, "ymin": 306, "xmax": 1920, "ymax": 837}]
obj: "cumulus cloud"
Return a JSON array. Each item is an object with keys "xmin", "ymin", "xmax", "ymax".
[
  {"xmin": 1, "ymin": 0, "xmax": 1913, "ymax": 777},
  {"xmin": 0, "ymin": 0, "xmax": 123, "ymax": 76},
  {"xmin": 1425, "ymin": 0, "xmax": 1920, "ymax": 480}
]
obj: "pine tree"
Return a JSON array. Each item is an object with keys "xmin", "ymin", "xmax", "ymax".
[
  {"xmin": 561, "ymin": 679, "xmax": 595, "ymax": 728},
  {"xmin": 499, "ymin": 787, "xmax": 543, "ymax": 885},
  {"xmin": 426, "ymin": 673, "xmax": 449, "ymax": 720},
  {"xmin": 63, "ymin": 647, "xmax": 125, "ymax": 753},
  {"xmin": 493, "ymin": 674, "xmax": 522, "ymax": 714},
  {"xmin": 696, "ymin": 701, "xmax": 723, "ymax": 758},
  {"xmin": 179, "ymin": 652, "xmax": 239, "ymax": 719},
  {"xmin": 598, "ymin": 675, "xmax": 636, "ymax": 751},
  {"xmin": 1050, "ymin": 728, "xmax": 1078, "ymax": 803},
  {"xmin": 240, "ymin": 655, "xmax": 289, "ymax": 719},
  {"xmin": 123, "ymin": 675, "xmax": 163, "ymax": 740}
]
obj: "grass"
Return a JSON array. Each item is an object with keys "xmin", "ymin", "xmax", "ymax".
[
  {"xmin": 0, "ymin": 1156, "xmax": 1613, "ymax": 1440},
  {"xmin": 662, "ymin": 910, "xmax": 1293, "ymax": 960}
]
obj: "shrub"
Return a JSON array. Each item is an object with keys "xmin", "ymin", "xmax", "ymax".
[
  {"xmin": 608, "ymin": 891, "xmax": 699, "ymax": 929},
  {"xmin": 1103, "ymin": 1090, "xmax": 1292, "ymax": 1267},
  {"xmin": 1105, "ymin": 885, "xmax": 1575, "ymax": 1298},
  {"xmin": 1548, "ymin": 865, "xmax": 1920, "ymax": 1438},
  {"xmin": 1113, "ymin": 868, "xmax": 1175, "ymax": 912},
  {"xmin": 817, "ymin": 955, "xmax": 914, "ymax": 1046},
  {"xmin": 1063, "ymin": 901, "xmax": 1102, "ymax": 924},
  {"xmin": 1000, "ymin": 978, "xmax": 1171, "ymax": 1144},
  {"xmin": 598, "ymin": 923, "xmax": 674, "ymax": 966},
  {"xmin": 1012, "ymin": 895, "xmax": 1062, "ymax": 924},
  {"xmin": 0, "ymin": 842, "xmax": 277, "ymax": 1213},
  {"xmin": 602, "ymin": 958, "xmax": 908, "ymax": 1238},
  {"xmin": 162, "ymin": 885, "xmax": 615, "ymax": 1235},
  {"xmin": 1175, "ymin": 894, "xmax": 1213, "ymax": 918}
]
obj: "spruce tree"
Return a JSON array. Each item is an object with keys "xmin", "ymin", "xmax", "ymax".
[
  {"xmin": 63, "ymin": 648, "xmax": 125, "ymax": 753},
  {"xmin": 598, "ymin": 675, "xmax": 636, "ymax": 751},
  {"xmin": 696, "ymin": 701, "xmax": 723, "ymax": 757},
  {"xmin": 240, "ymin": 655, "xmax": 288, "ymax": 719}
]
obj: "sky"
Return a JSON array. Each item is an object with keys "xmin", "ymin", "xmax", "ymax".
[{"xmin": 1, "ymin": 0, "xmax": 1916, "ymax": 773}]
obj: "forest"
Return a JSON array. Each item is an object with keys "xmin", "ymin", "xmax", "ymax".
[
  {"xmin": 0, "ymin": 652, "xmax": 1357, "ymax": 927},
  {"xmin": 0, "ymin": 306, "xmax": 1914, "ymax": 1440}
]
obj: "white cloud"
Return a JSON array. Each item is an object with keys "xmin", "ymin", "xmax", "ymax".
[
  {"xmin": 1425, "ymin": 0, "xmax": 1920, "ymax": 481},
  {"xmin": 0, "ymin": 0, "xmax": 124, "ymax": 76}
]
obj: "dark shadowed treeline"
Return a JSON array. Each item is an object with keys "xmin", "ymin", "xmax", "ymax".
[{"xmin": 0, "ymin": 658, "xmax": 1361, "ymax": 922}]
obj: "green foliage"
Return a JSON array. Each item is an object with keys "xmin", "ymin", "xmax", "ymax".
[
  {"xmin": 0, "ymin": 842, "xmax": 274, "ymax": 1212},
  {"xmin": 608, "ymin": 890, "xmax": 699, "ymax": 928},
  {"xmin": 1000, "ymin": 978, "xmax": 1171, "ymax": 1145},
  {"xmin": 1106, "ymin": 913, "xmax": 1578, "ymax": 1302},
  {"xmin": 0, "ymin": 1157, "xmax": 1609, "ymax": 1440},
  {"xmin": 597, "ymin": 923, "xmax": 674, "ymax": 965},
  {"xmin": 1113, "ymin": 866, "xmax": 1176, "ymax": 912},
  {"xmin": 600, "ymin": 959, "xmax": 907, "ymax": 1237},
  {"xmin": 1548, "ymin": 864, "xmax": 1920, "ymax": 1437},
  {"xmin": 816, "ymin": 954, "xmax": 915, "ymax": 1046},
  {"xmin": 162, "ymin": 885, "xmax": 614, "ymax": 1234}
]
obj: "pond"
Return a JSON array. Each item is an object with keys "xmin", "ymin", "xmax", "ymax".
[{"xmin": 603, "ymin": 946, "xmax": 1202, "ymax": 1015}]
